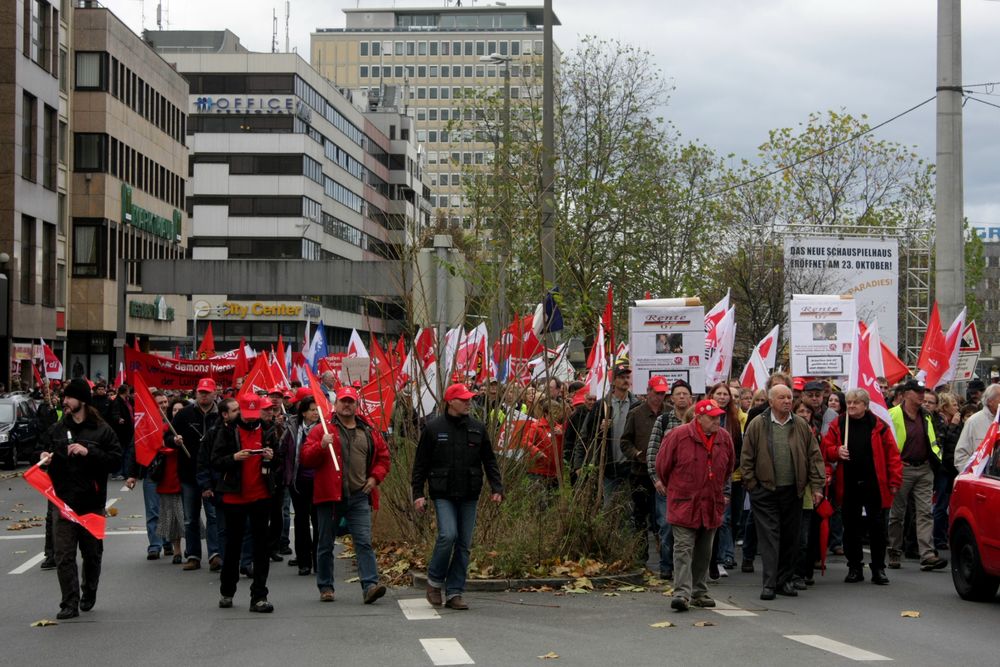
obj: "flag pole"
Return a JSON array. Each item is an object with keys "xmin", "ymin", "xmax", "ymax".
[{"xmin": 314, "ymin": 403, "xmax": 340, "ymax": 472}]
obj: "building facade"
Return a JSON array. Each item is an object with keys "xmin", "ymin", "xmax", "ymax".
[
  {"xmin": 151, "ymin": 36, "xmax": 429, "ymax": 352},
  {"xmin": 1, "ymin": 0, "xmax": 71, "ymax": 388},
  {"xmin": 969, "ymin": 224, "xmax": 1000, "ymax": 378},
  {"xmin": 68, "ymin": 4, "xmax": 189, "ymax": 382},
  {"xmin": 311, "ymin": 4, "xmax": 558, "ymax": 230}
]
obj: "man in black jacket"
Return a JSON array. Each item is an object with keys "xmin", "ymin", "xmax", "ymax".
[
  {"xmin": 171, "ymin": 378, "xmax": 221, "ymax": 570},
  {"xmin": 39, "ymin": 378, "xmax": 122, "ymax": 619},
  {"xmin": 108, "ymin": 384, "xmax": 134, "ymax": 480},
  {"xmin": 580, "ymin": 364, "xmax": 639, "ymax": 508},
  {"xmin": 412, "ymin": 383, "xmax": 503, "ymax": 611}
]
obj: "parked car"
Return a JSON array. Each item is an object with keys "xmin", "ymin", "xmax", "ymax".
[
  {"xmin": 0, "ymin": 396, "xmax": 39, "ymax": 469},
  {"xmin": 949, "ymin": 438, "xmax": 1000, "ymax": 601}
]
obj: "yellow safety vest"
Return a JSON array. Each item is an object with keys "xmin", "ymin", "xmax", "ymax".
[{"xmin": 888, "ymin": 405, "xmax": 940, "ymax": 460}]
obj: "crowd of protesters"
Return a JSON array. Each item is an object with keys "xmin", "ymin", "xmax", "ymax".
[{"xmin": 21, "ymin": 363, "xmax": 1000, "ymax": 618}]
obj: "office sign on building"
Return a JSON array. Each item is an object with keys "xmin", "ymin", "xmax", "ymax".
[
  {"xmin": 783, "ymin": 236, "xmax": 898, "ymax": 351},
  {"xmin": 122, "ymin": 184, "xmax": 182, "ymax": 243}
]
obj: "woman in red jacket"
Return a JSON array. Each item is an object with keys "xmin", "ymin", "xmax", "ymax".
[{"xmin": 821, "ymin": 388, "xmax": 902, "ymax": 585}]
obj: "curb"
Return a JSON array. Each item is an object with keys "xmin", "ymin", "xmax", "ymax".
[{"xmin": 410, "ymin": 569, "xmax": 647, "ymax": 592}]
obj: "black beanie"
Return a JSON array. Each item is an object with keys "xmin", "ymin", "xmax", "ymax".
[{"xmin": 64, "ymin": 378, "xmax": 92, "ymax": 404}]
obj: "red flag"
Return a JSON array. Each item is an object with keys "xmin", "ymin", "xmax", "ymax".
[
  {"xmin": 602, "ymin": 285, "xmax": 614, "ymax": 358},
  {"xmin": 32, "ymin": 362, "xmax": 44, "ymax": 388},
  {"xmin": 41, "ymin": 339, "xmax": 63, "ymax": 379},
  {"xmin": 132, "ymin": 372, "xmax": 166, "ymax": 466},
  {"xmin": 916, "ymin": 303, "xmax": 950, "ymax": 388},
  {"xmin": 24, "ymin": 465, "xmax": 106, "ymax": 540},
  {"xmin": 304, "ymin": 365, "xmax": 333, "ymax": 420},
  {"xmin": 173, "ymin": 346, "xmax": 181, "ymax": 360},
  {"xmin": 276, "ymin": 335, "xmax": 288, "ymax": 380},
  {"xmin": 739, "ymin": 349, "xmax": 769, "ymax": 391},
  {"xmin": 962, "ymin": 410, "xmax": 1000, "ymax": 477},
  {"xmin": 358, "ymin": 369, "xmax": 396, "ymax": 432},
  {"xmin": 242, "ymin": 354, "xmax": 276, "ymax": 395},
  {"xmin": 394, "ymin": 336, "xmax": 406, "ymax": 370},
  {"xmin": 113, "ymin": 363, "xmax": 126, "ymax": 388},
  {"xmin": 132, "ymin": 338, "xmax": 140, "ymax": 352},
  {"xmin": 371, "ymin": 335, "xmax": 391, "ymax": 374},
  {"xmin": 233, "ymin": 337, "xmax": 249, "ymax": 381},
  {"xmin": 850, "ymin": 324, "xmax": 893, "ymax": 430},
  {"xmin": 197, "ymin": 323, "xmax": 216, "ymax": 359},
  {"xmin": 268, "ymin": 353, "xmax": 290, "ymax": 393}
]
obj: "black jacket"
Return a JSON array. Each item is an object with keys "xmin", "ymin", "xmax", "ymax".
[
  {"xmin": 932, "ymin": 413, "xmax": 962, "ymax": 476},
  {"xmin": 209, "ymin": 419, "xmax": 281, "ymax": 497},
  {"xmin": 412, "ymin": 412, "xmax": 503, "ymax": 501},
  {"xmin": 580, "ymin": 392, "xmax": 640, "ymax": 467},
  {"xmin": 170, "ymin": 402, "xmax": 220, "ymax": 484},
  {"xmin": 40, "ymin": 413, "xmax": 122, "ymax": 515},
  {"xmin": 108, "ymin": 395, "xmax": 134, "ymax": 446}
]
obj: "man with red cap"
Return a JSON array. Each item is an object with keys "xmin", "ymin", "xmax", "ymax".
[
  {"xmin": 621, "ymin": 375, "xmax": 670, "ymax": 562},
  {"xmin": 211, "ymin": 392, "xmax": 279, "ymax": 612},
  {"xmin": 170, "ymin": 377, "xmax": 222, "ymax": 571},
  {"xmin": 412, "ymin": 383, "xmax": 503, "ymax": 610},
  {"xmin": 301, "ymin": 385, "xmax": 391, "ymax": 604},
  {"xmin": 656, "ymin": 398, "xmax": 735, "ymax": 611}
]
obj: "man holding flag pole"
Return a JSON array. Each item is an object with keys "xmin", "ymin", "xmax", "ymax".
[{"xmin": 34, "ymin": 378, "xmax": 122, "ymax": 620}]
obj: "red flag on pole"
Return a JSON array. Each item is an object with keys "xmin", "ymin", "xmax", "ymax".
[
  {"xmin": 197, "ymin": 323, "xmax": 216, "ymax": 359},
  {"xmin": 242, "ymin": 354, "xmax": 276, "ymax": 395},
  {"xmin": 233, "ymin": 337, "xmax": 249, "ymax": 381},
  {"xmin": 132, "ymin": 372, "xmax": 166, "ymax": 466},
  {"xmin": 24, "ymin": 465, "xmax": 106, "ymax": 540},
  {"xmin": 276, "ymin": 335, "xmax": 288, "ymax": 380},
  {"xmin": 132, "ymin": 338, "xmax": 140, "ymax": 352},
  {"xmin": 32, "ymin": 362, "xmax": 44, "ymax": 388},
  {"xmin": 371, "ymin": 335, "xmax": 391, "ymax": 375},
  {"xmin": 358, "ymin": 370, "xmax": 397, "ymax": 432},
  {"xmin": 41, "ymin": 339, "xmax": 63, "ymax": 379},
  {"xmin": 304, "ymin": 365, "xmax": 333, "ymax": 421},
  {"xmin": 602, "ymin": 285, "xmax": 614, "ymax": 360},
  {"xmin": 916, "ymin": 302, "xmax": 950, "ymax": 388}
]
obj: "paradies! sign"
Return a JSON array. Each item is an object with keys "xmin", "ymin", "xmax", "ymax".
[
  {"xmin": 789, "ymin": 295, "xmax": 857, "ymax": 377},
  {"xmin": 629, "ymin": 299, "xmax": 706, "ymax": 390}
]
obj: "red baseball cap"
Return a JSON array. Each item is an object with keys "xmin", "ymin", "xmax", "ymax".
[
  {"xmin": 292, "ymin": 387, "xmax": 312, "ymax": 403},
  {"xmin": 335, "ymin": 386, "xmax": 359, "ymax": 402},
  {"xmin": 196, "ymin": 378, "xmax": 217, "ymax": 393},
  {"xmin": 792, "ymin": 377, "xmax": 806, "ymax": 392},
  {"xmin": 694, "ymin": 399, "xmax": 726, "ymax": 417},
  {"xmin": 647, "ymin": 375, "xmax": 670, "ymax": 393},
  {"xmin": 571, "ymin": 386, "xmax": 589, "ymax": 407},
  {"xmin": 444, "ymin": 383, "xmax": 476, "ymax": 402},
  {"xmin": 238, "ymin": 392, "xmax": 264, "ymax": 418}
]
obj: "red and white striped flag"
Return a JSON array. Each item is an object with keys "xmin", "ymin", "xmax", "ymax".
[
  {"xmin": 961, "ymin": 409, "xmax": 1000, "ymax": 478},
  {"xmin": 848, "ymin": 322, "xmax": 892, "ymax": 429}
]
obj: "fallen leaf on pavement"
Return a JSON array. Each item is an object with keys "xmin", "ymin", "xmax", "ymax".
[
  {"xmin": 602, "ymin": 592, "xmax": 620, "ymax": 597},
  {"xmin": 901, "ymin": 610, "xmax": 921, "ymax": 618},
  {"xmin": 694, "ymin": 621, "xmax": 716, "ymax": 627},
  {"xmin": 537, "ymin": 652, "xmax": 559, "ymax": 660},
  {"xmin": 660, "ymin": 588, "xmax": 675, "ymax": 597},
  {"xmin": 573, "ymin": 577, "xmax": 594, "ymax": 590},
  {"xmin": 650, "ymin": 621, "xmax": 674, "ymax": 628},
  {"xmin": 31, "ymin": 619, "xmax": 58, "ymax": 627},
  {"xmin": 14, "ymin": 550, "xmax": 27, "ymax": 554},
  {"xmin": 562, "ymin": 587, "xmax": 590, "ymax": 594},
  {"xmin": 617, "ymin": 585, "xmax": 646, "ymax": 593},
  {"xmin": 344, "ymin": 577, "xmax": 360, "ymax": 583},
  {"xmin": 106, "ymin": 508, "xmax": 118, "ymax": 517}
]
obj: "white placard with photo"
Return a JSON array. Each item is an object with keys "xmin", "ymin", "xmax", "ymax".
[
  {"xmin": 789, "ymin": 295, "xmax": 857, "ymax": 377},
  {"xmin": 629, "ymin": 303, "xmax": 706, "ymax": 390}
]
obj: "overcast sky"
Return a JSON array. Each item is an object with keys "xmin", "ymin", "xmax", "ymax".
[{"xmin": 104, "ymin": 0, "xmax": 1000, "ymax": 224}]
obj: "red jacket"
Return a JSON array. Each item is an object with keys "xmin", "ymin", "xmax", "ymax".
[
  {"xmin": 301, "ymin": 417, "xmax": 391, "ymax": 509},
  {"xmin": 655, "ymin": 421, "xmax": 735, "ymax": 530},
  {"xmin": 821, "ymin": 413, "xmax": 902, "ymax": 509},
  {"xmin": 524, "ymin": 418, "xmax": 563, "ymax": 478}
]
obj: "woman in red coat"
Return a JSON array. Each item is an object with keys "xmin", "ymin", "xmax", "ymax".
[{"xmin": 821, "ymin": 388, "xmax": 902, "ymax": 585}]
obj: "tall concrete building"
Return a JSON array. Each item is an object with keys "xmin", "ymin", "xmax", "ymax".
[
  {"xmin": 68, "ymin": 4, "xmax": 189, "ymax": 381},
  {"xmin": 311, "ymin": 4, "xmax": 559, "ymax": 230},
  {"xmin": 149, "ymin": 32, "xmax": 430, "ymax": 351}
]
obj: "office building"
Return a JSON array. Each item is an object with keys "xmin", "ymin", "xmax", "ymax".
[{"xmin": 311, "ymin": 4, "xmax": 559, "ymax": 229}]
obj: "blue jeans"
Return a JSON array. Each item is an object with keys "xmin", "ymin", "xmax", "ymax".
[
  {"xmin": 181, "ymin": 482, "xmax": 220, "ymax": 561},
  {"xmin": 654, "ymin": 492, "xmax": 674, "ymax": 575},
  {"xmin": 315, "ymin": 494, "xmax": 378, "ymax": 592},
  {"xmin": 933, "ymin": 471, "xmax": 955, "ymax": 548},
  {"xmin": 142, "ymin": 476, "xmax": 162, "ymax": 554},
  {"xmin": 428, "ymin": 498, "xmax": 478, "ymax": 598}
]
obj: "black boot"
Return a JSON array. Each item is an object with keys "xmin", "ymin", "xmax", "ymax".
[
  {"xmin": 844, "ymin": 567, "xmax": 864, "ymax": 583},
  {"xmin": 871, "ymin": 568, "xmax": 890, "ymax": 585}
]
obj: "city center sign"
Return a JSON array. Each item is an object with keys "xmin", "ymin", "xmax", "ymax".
[{"xmin": 122, "ymin": 184, "xmax": 182, "ymax": 243}]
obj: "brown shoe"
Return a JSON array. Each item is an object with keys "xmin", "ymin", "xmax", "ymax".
[
  {"xmin": 320, "ymin": 589, "xmax": 335, "ymax": 602},
  {"xmin": 425, "ymin": 584, "xmax": 442, "ymax": 607},
  {"xmin": 182, "ymin": 559, "xmax": 201, "ymax": 571},
  {"xmin": 445, "ymin": 595, "xmax": 469, "ymax": 610},
  {"xmin": 208, "ymin": 556, "xmax": 222, "ymax": 572}
]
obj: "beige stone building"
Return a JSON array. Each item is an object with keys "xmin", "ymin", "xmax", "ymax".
[{"xmin": 311, "ymin": 4, "xmax": 559, "ymax": 230}]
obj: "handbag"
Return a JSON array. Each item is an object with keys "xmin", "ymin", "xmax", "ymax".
[{"xmin": 146, "ymin": 451, "xmax": 166, "ymax": 483}]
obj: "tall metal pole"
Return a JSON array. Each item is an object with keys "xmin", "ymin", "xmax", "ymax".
[
  {"xmin": 935, "ymin": 0, "xmax": 964, "ymax": 326},
  {"xmin": 500, "ymin": 62, "xmax": 511, "ymax": 329},
  {"xmin": 434, "ymin": 234, "xmax": 451, "ymax": 399},
  {"xmin": 539, "ymin": 0, "xmax": 556, "ymax": 291}
]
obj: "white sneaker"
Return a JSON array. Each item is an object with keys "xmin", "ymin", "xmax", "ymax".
[{"xmin": 718, "ymin": 564, "xmax": 728, "ymax": 578}]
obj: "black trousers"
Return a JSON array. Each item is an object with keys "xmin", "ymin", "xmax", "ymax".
[
  {"xmin": 267, "ymin": 484, "xmax": 286, "ymax": 555},
  {"xmin": 842, "ymin": 480, "xmax": 887, "ymax": 570},
  {"xmin": 53, "ymin": 512, "xmax": 103, "ymax": 611},
  {"xmin": 631, "ymin": 474, "xmax": 654, "ymax": 548},
  {"xmin": 220, "ymin": 499, "xmax": 271, "ymax": 602},
  {"xmin": 290, "ymin": 479, "xmax": 317, "ymax": 571},
  {"xmin": 751, "ymin": 485, "xmax": 802, "ymax": 589}
]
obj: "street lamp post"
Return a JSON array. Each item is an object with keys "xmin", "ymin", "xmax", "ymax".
[{"xmin": 480, "ymin": 53, "xmax": 513, "ymax": 337}]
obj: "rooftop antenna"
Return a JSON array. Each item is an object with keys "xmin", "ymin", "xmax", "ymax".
[
  {"xmin": 285, "ymin": 1, "xmax": 290, "ymax": 53},
  {"xmin": 272, "ymin": 8, "xmax": 278, "ymax": 53}
]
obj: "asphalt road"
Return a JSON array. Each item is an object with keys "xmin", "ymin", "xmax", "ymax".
[{"xmin": 1, "ymin": 466, "xmax": 997, "ymax": 667}]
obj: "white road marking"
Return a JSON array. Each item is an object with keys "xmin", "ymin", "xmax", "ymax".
[
  {"xmin": 0, "ymin": 531, "xmax": 146, "ymax": 541},
  {"xmin": 120, "ymin": 485, "xmax": 130, "ymax": 492},
  {"xmin": 712, "ymin": 600, "xmax": 757, "ymax": 617},
  {"xmin": 8, "ymin": 552, "xmax": 46, "ymax": 574},
  {"xmin": 785, "ymin": 635, "xmax": 891, "ymax": 661},
  {"xmin": 105, "ymin": 497, "xmax": 119, "ymax": 510},
  {"xmin": 399, "ymin": 598, "xmax": 441, "ymax": 620},
  {"xmin": 420, "ymin": 638, "xmax": 474, "ymax": 665}
]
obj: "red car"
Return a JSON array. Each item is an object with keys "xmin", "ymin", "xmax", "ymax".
[{"xmin": 949, "ymin": 442, "xmax": 1000, "ymax": 601}]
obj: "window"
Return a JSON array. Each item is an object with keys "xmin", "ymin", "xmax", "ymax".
[
  {"xmin": 21, "ymin": 92, "xmax": 36, "ymax": 182},
  {"xmin": 511, "ymin": 40, "xmax": 520, "ymax": 56},
  {"xmin": 75, "ymin": 52, "xmax": 107, "ymax": 90},
  {"xmin": 43, "ymin": 105, "xmax": 56, "ymax": 190},
  {"xmin": 429, "ymin": 87, "xmax": 438, "ymax": 100},
  {"xmin": 360, "ymin": 41, "xmax": 369, "ymax": 56},
  {"xmin": 430, "ymin": 41, "xmax": 438, "ymax": 56},
  {"xmin": 430, "ymin": 109, "xmax": 440, "ymax": 120},
  {"xmin": 418, "ymin": 66, "xmax": 426, "ymax": 77},
  {"xmin": 20, "ymin": 216, "xmax": 35, "ymax": 303},
  {"xmin": 429, "ymin": 65, "xmax": 438, "ymax": 77},
  {"xmin": 72, "ymin": 221, "xmax": 105, "ymax": 278},
  {"xmin": 416, "ymin": 108, "xmax": 426, "ymax": 121},
  {"xmin": 406, "ymin": 41, "xmax": 415, "ymax": 56},
  {"xmin": 464, "ymin": 41, "xmax": 473, "ymax": 56},
  {"xmin": 371, "ymin": 41, "xmax": 380, "ymax": 56},
  {"xmin": 56, "ymin": 263, "xmax": 65, "ymax": 307},
  {"xmin": 418, "ymin": 41, "xmax": 427, "ymax": 56},
  {"xmin": 499, "ymin": 40, "xmax": 509, "ymax": 56},
  {"xmin": 42, "ymin": 223, "xmax": 55, "ymax": 306},
  {"xmin": 442, "ymin": 41, "xmax": 450, "ymax": 56},
  {"xmin": 359, "ymin": 66, "xmax": 368, "ymax": 78},
  {"xmin": 394, "ymin": 66, "xmax": 403, "ymax": 78},
  {"xmin": 452, "ymin": 41, "xmax": 461, "ymax": 56},
  {"xmin": 74, "ymin": 133, "xmax": 107, "ymax": 172},
  {"xmin": 59, "ymin": 48, "xmax": 68, "ymax": 92},
  {"xmin": 476, "ymin": 41, "xmax": 485, "ymax": 56},
  {"xmin": 464, "ymin": 65, "xmax": 473, "ymax": 78},
  {"xmin": 394, "ymin": 41, "xmax": 403, "ymax": 56}
]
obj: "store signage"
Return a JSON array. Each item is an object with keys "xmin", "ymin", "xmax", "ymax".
[
  {"xmin": 193, "ymin": 300, "xmax": 309, "ymax": 319},
  {"xmin": 121, "ymin": 184, "xmax": 182, "ymax": 242},
  {"xmin": 971, "ymin": 226, "xmax": 1000, "ymax": 242},
  {"xmin": 129, "ymin": 296, "xmax": 174, "ymax": 322}
]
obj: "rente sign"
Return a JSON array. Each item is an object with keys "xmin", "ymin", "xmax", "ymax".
[{"xmin": 122, "ymin": 184, "xmax": 182, "ymax": 242}]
